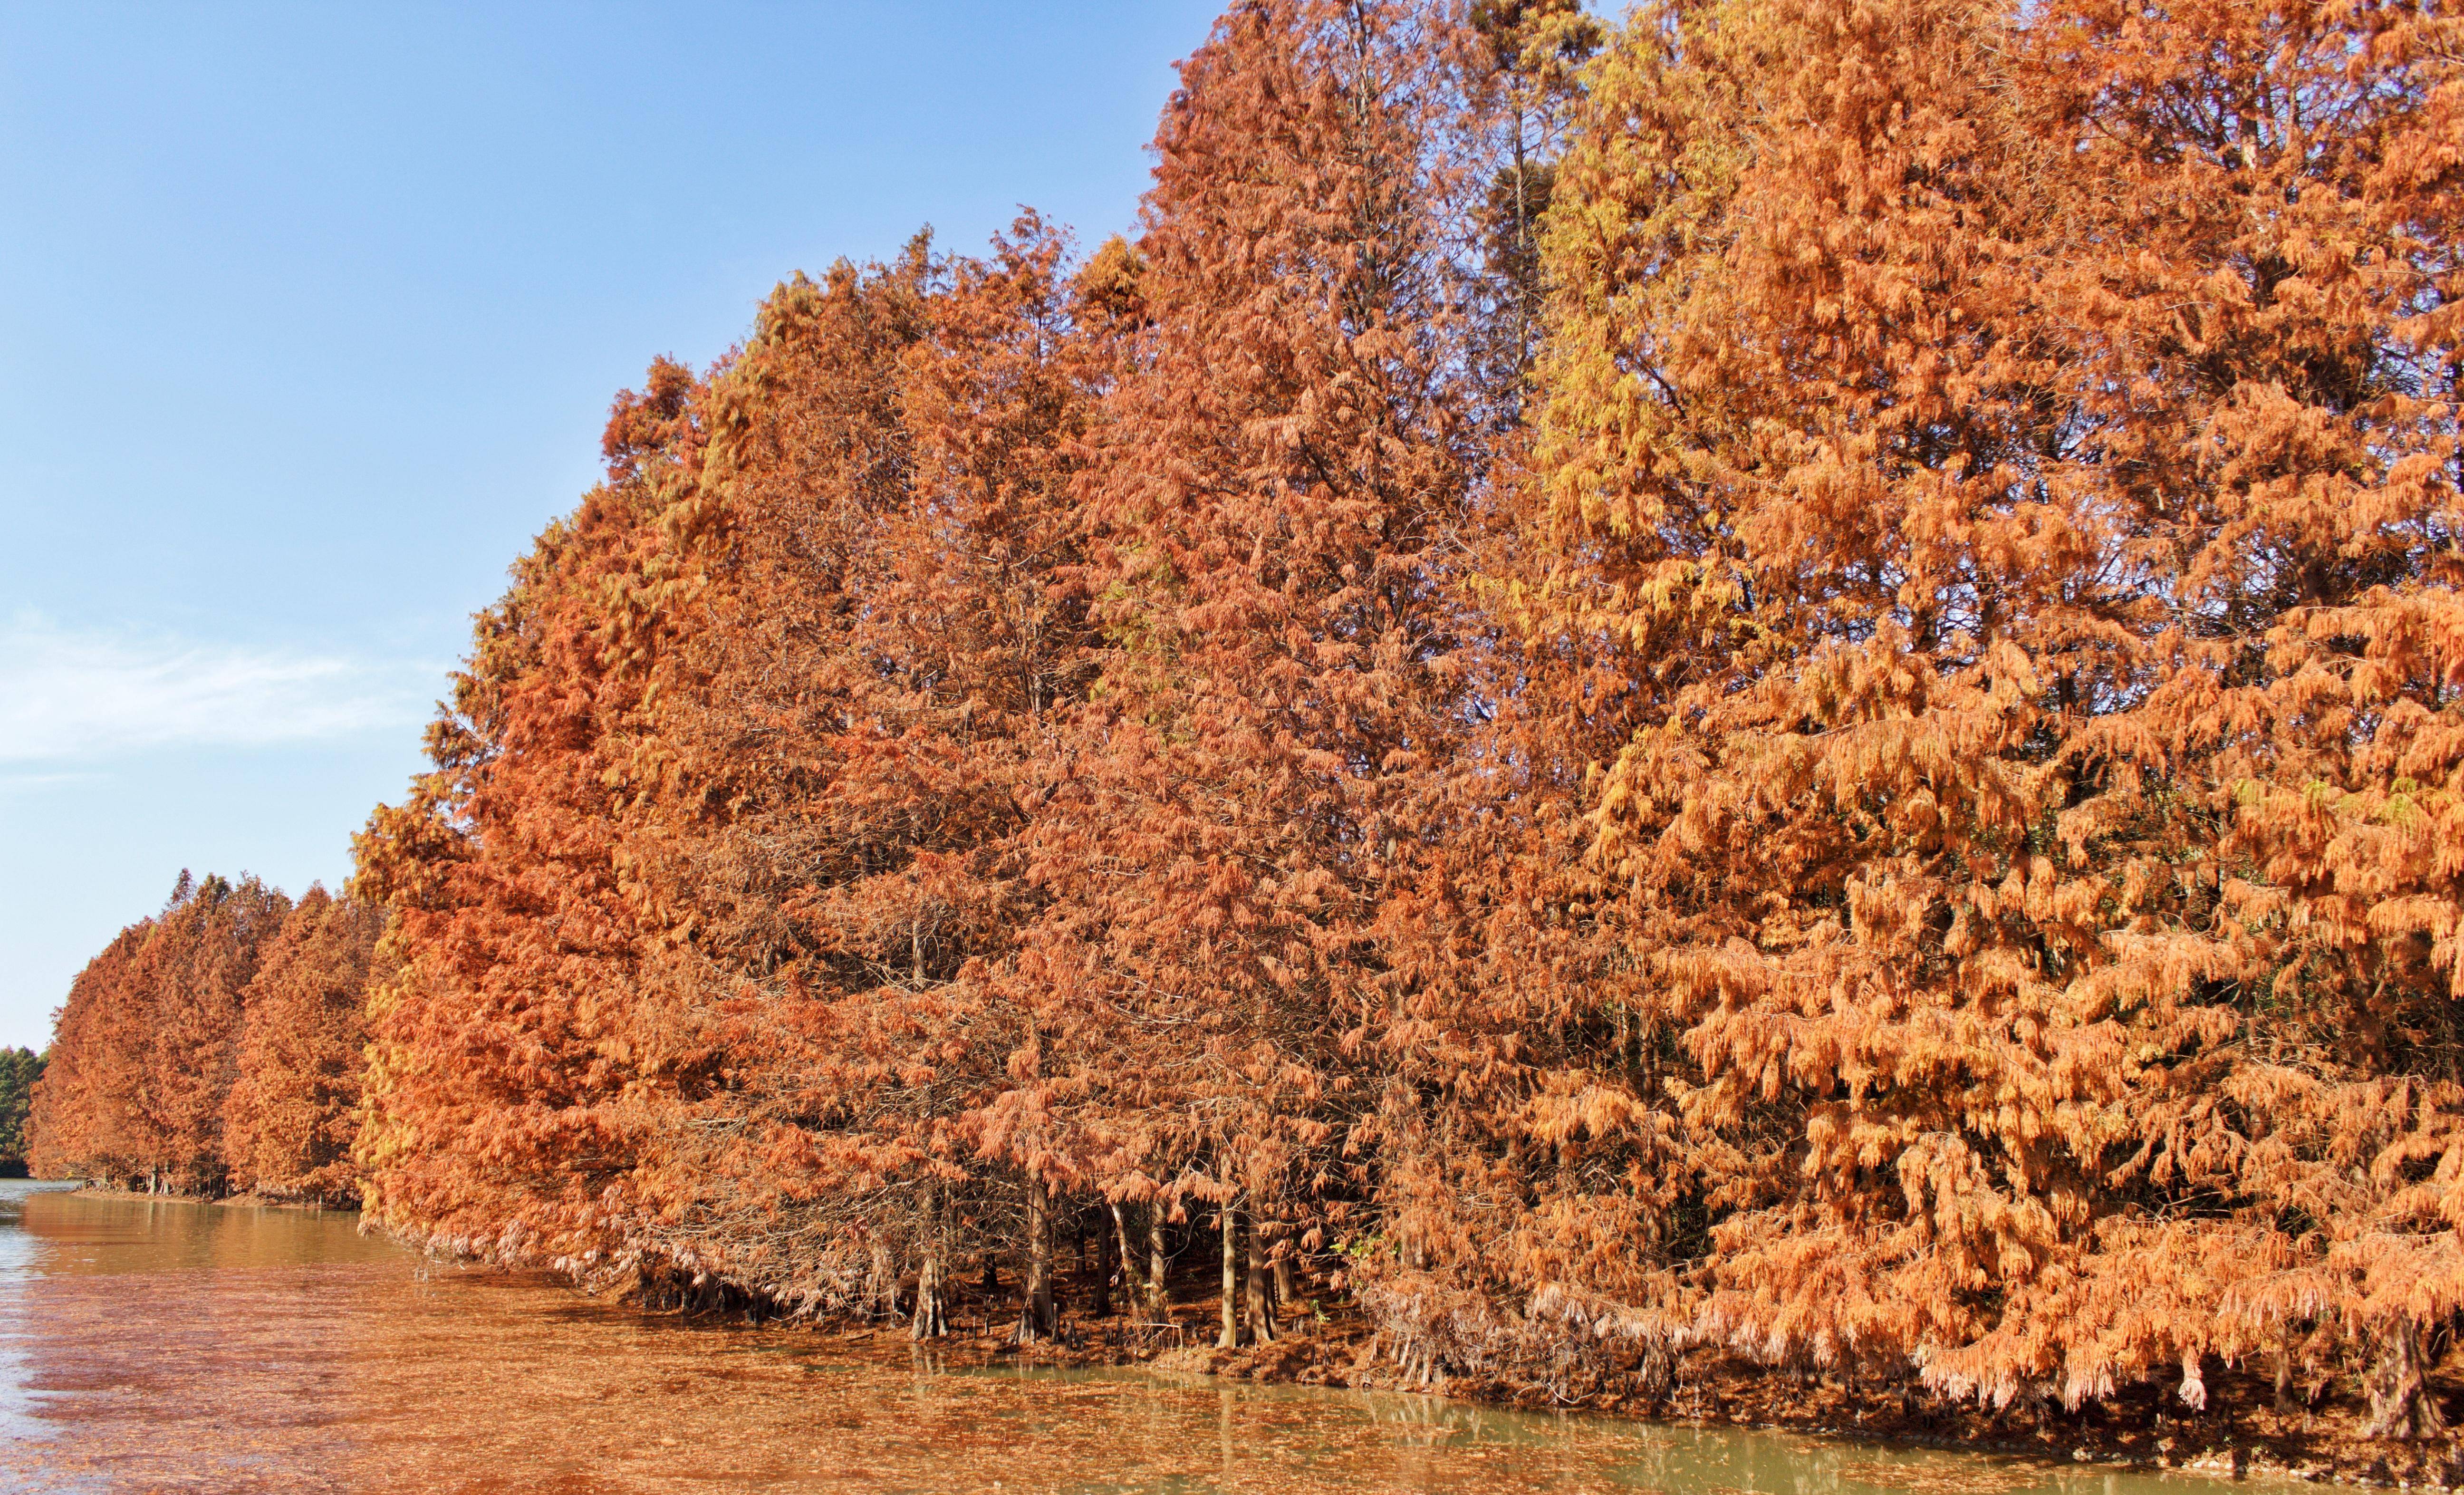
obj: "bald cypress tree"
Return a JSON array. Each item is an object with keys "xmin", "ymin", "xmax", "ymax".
[
  {"xmin": 1016, "ymin": 0, "xmax": 1484, "ymax": 1346},
  {"xmin": 223, "ymin": 887, "xmax": 384, "ymax": 1204},
  {"xmin": 1532, "ymin": 0, "xmax": 2464, "ymax": 1420}
]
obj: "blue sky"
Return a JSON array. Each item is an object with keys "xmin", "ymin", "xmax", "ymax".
[{"xmin": 0, "ymin": 1, "xmax": 1222, "ymax": 1050}]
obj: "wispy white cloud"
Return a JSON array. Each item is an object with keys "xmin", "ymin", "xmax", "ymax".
[
  {"xmin": 0, "ymin": 614, "xmax": 434, "ymax": 763},
  {"xmin": 0, "ymin": 769, "xmax": 103, "ymax": 796}
]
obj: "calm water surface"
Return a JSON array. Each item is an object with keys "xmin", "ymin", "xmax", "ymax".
[{"xmin": 0, "ymin": 1179, "xmax": 2248, "ymax": 1495}]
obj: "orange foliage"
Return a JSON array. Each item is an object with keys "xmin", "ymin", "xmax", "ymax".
[
  {"xmin": 32, "ymin": 0, "xmax": 2464, "ymax": 1440},
  {"xmin": 352, "ymin": 435, "xmax": 700, "ymax": 1261},
  {"xmin": 223, "ymin": 886, "xmax": 385, "ymax": 1204},
  {"xmin": 1009, "ymin": 0, "xmax": 1486, "ymax": 1345},
  {"xmin": 30, "ymin": 873, "xmax": 292, "ymax": 1192},
  {"xmin": 1530, "ymin": 0, "xmax": 2464, "ymax": 1431}
]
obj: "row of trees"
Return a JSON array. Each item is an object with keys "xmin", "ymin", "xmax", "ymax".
[
  {"xmin": 30, "ymin": 873, "xmax": 379, "ymax": 1205},
  {"xmin": 31, "ymin": 0, "xmax": 2464, "ymax": 1436}
]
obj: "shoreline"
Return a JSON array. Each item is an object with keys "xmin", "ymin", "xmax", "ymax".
[
  {"xmin": 51, "ymin": 1180, "xmax": 2455, "ymax": 1487},
  {"xmin": 55, "ymin": 1182, "xmax": 359, "ymax": 1215},
  {"xmin": 588, "ymin": 1292, "xmax": 2457, "ymax": 1490}
]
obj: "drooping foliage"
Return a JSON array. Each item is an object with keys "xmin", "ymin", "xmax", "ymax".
[
  {"xmin": 351, "ymin": 433, "xmax": 698, "ymax": 1260},
  {"xmin": 1008, "ymin": 0, "xmax": 1490, "ymax": 1345},
  {"xmin": 32, "ymin": 0, "xmax": 2464, "ymax": 1442},
  {"xmin": 30, "ymin": 872, "xmax": 292, "ymax": 1191},
  {"xmin": 1526, "ymin": 0, "xmax": 2464, "ymax": 1427},
  {"xmin": 350, "ymin": 219, "xmax": 1121, "ymax": 1326},
  {"xmin": 223, "ymin": 885, "xmax": 385, "ymax": 1204}
]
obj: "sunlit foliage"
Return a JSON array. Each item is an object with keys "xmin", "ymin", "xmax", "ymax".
[
  {"xmin": 223, "ymin": 886, "xmax": 384, "ymax": 1204},
  {"xmin": 26, "ymin": 0, "xmax": 2463, "ymax": 1440},
  {"xmin": 31, "ymin": 872, "xmax": 293, "ymax": 1193},
  {"xmin": 1526, "ymin": 0, "xmax": 2464, "ymax": 1432}
]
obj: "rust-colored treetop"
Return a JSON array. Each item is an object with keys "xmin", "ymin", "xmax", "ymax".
[
  {"xmin": 30, "ymin": 0, "xmax": 2463, "ymax": 1441},
  {"xmin": 33, "ymin": 871, "xmax": 298, "ymax": 1196},
  {"xmin": 1535, "ymin": 0, "xmax": 2464, "ymax": 1427}
]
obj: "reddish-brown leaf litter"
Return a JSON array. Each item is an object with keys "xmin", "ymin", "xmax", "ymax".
[{"xmin": 23, "ymin": 0, "xmax": 2464, "ymax": 1481}]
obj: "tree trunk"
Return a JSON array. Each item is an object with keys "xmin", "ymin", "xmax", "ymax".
[
  {"xmin": 1109, "ymin": 1198, "xmax": 1143, "ymax": 1316},
  {"xmin": 911, "ymin": 1184, "xmax": 948, "ymax": 1340},
  {"xmin": 1148, "ymin": 1205, "xmax": 1172, "ymax": 1320},
  {"xmin": 912, "ymin": 1244, "xmax": 947, "ymax": 1338},
  {"xmin": 1093, "ymin": 1206, "xmax": 1115, "ymax": 1317},
  {"xmin": 1073, "ymin": 1215, "xmax": 1091, "ymax": 1315},
  {"xmin": 1019, "ymin": 1175, "xmax": 1056, "ymax": 1342},
  {"xmin": 1244, "ymin": 1217, "xmax": 1278, "ymax": 1344},
  {"xmin": 2367, "ymin": 1318, "xmax": 2445, "ymax": 1442},
  {"xmin": 1219, "ymin": 1201, "xmax": 1241, "ymax": 1349},
  {"xmin": 1270, "ymin": 1221, "xmax": 1297, "ymax": 1308},
  {"xmin": 870, "ymin": 1241, "xmax": 898, "ymax": 1321}
]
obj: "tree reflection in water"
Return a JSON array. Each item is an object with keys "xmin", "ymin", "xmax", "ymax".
[{"xmin": 0, "ymin": 1185, "xmax": 2226, "ymax": 1495}]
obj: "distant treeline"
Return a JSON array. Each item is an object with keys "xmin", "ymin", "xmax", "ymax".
[
  {"xmin": 30, "ymin": 0, "xmax": 2464, "ymax": 1441},
  {"xmin": 0, "ymin": 1047, "xmax": 43, "ymax": 1171},
  {"xmin": 32, "ymin": 873, "xmax": 376, "ymax": 1205}
]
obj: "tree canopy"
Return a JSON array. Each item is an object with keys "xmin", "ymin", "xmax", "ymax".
[{"xmin": 29, "ymin": 0, "xmax": 2464, "ymax": 1442}]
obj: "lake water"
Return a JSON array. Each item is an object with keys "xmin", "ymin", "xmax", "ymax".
[{"xmin": 0, "ymin": 1178, "xmax": 2246, "ymax": 1494}]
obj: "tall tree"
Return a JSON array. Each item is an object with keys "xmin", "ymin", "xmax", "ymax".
[
  {"xmin": 1532, "ymin": 0, "xmax": 2464, "ymax": 1421},
  {"xmin": 1461, "ymin": 0, "xmax": 1600, "ymax": 405},
  {"xmin": 28, "ymin": 925, "xmax": 149, "ymax": 1183},
  {"xmin": 619, "ymin": 221, "xmax": 1115, "ymax": 1334},
  {"xmin": 354, "ymin": 405, "xmax": 705, "ymax": 1264},
  {"xmin": 223, "ymin": 886, "xmax": 385, "ymax": 1204},
  {"xmin": 29, "ymin": 872, "xmax": 289, "ymax": 1192},
  {"xmin": 1018, "ymin": 0, "xmax": 1483, "ymax": 1343}
]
